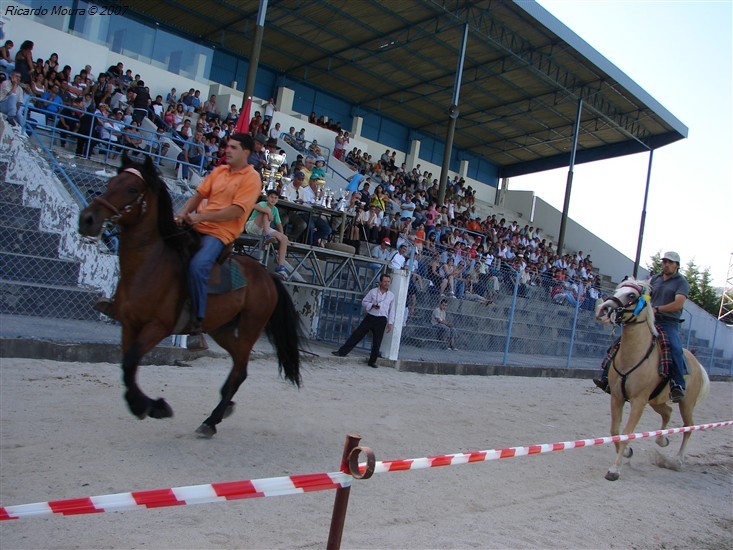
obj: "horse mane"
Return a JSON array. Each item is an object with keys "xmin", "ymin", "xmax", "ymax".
[
  {"xmin": 119, "ymin": 155, "xmax": 198, "ymax": 255},
  {"xmin": 618, "ymin": 278, "xmax": 657, "ymax": 336}
]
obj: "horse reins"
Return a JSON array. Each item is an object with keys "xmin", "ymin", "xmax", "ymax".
[{"xmin": 610, "ymin": 335, "xmax": 658, "ymax": 402}]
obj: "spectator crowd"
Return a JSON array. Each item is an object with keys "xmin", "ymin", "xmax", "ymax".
[{"xmin": 0, "ymin": 35, "xmax": 603, "ymax": 327}]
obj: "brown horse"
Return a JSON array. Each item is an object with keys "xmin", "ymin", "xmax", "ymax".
[
  {"xmin": 78, "ymin": 155, "xmax": 302, "ymax": 437},
  {"xmin": 595, "ymin": 279, "xmax": 709, "ymax": 480}
]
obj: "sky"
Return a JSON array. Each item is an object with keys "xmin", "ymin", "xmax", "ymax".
[{"xmin": 511, "ymin": 0, "xmax": 732, "ymax": 287}]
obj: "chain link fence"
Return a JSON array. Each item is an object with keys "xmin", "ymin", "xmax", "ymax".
[
  {"xmin": 2, "ymin": 113, "xmax": 731, "ymax": 375},
  {"xmin": 399, "ymin": 248, "xmax": 618, "ymax": 369},
  {"xmin": 1, "ymin": 117, "xmax": 191, "ymax": 322},
  {"xmin": 681, "ymin": 305, "xmax": 733, "ymax": 375}
]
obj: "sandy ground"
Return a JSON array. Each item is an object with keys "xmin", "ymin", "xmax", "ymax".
[{"xmin": 1, "ymin": 355, "xmax": 731, "ymax": 550}]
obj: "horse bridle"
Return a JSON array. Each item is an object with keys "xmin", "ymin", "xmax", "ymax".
[
  {"xmin": 91, "ymin": 168, "xmax": 149, "ymax": 224},
  {"xmin": 606, "ymin": 282, "xmax": 648, "ymax": 327}
]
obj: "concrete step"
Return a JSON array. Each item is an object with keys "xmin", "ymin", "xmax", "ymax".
[
  {"xmin": 0, "ymin": 252, "xmax": 80, "ymax": 286},
  {"xmin": 0, "ymin": 225, "xmax": 61, "ymax": 258},
  {"xmin": 0, "ymin": 182, "xmax": 24, "ymax": 205},
  {"xmin": 0, "ymin": 279, "xmax": 102, "ymax": 321},
  {"xmin": 0, "ymin": 202, "xmax": 41, "ymax": 230},
  {"xmin": 400, "ymin": 323, "xmax": 609, "ymax": 357}
]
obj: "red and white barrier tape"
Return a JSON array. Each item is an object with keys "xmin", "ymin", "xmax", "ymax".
[
  {"xmin": 2, "ymin": 421, "xmax": 731, "ymax": 521},
  {"xmin": 370, "ymin": 421, "xmax": 733, "ymax": 475},
  {"xmin": 1, "ymin": 472, "xmax": 351, "ymax": 521}
]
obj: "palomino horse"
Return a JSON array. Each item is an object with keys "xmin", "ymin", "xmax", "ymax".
[
  {"xmin": 78, "ymin": 155, "xmax": 302, "ymax": 437},
  {"xmin": 595, "ymin": 279, "xmax": 709, "ymax": 480}
]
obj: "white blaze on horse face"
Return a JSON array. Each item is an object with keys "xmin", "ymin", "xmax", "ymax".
[
  {"xmin": 595, "ymin": 300, "xmax": 614, "ymax": 324},
  {"xmin": 596, "ymin": 285, "xmax": 639, "ymax": 323}
]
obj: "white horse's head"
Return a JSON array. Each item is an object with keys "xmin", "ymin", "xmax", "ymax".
[{"xmin": 595, "ymin": 279, "xmax": 657, "ymax": 334}]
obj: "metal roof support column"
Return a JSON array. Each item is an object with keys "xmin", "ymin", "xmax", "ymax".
[
  {"xmin": 556, "ymin": 98, "xmax": 582, "ymax": 256},
  {"xmin": 633, "ymin": 149, "xmax": 654, "ymax": 277},
  {"xmin": 438, "ymin": 24, "xmax": 469, "ymax": 206},
  {"xmin": 243, "ymin": 0, "xmax": 268, "ymax": 107}
]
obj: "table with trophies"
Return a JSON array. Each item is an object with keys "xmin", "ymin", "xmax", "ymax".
[{"xmin": 260, "ymin": 153, "xmax": 354, "ymax": 245}]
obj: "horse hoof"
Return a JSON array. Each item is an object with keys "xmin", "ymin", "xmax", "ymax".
[
  {"xmin": 223, "ymin": 402, "xmax": 236, "ymax": 419},
  {"xmin": 195, "ymin": 423, "xmax": 217, "ymax": 438},
  {"xmin": 149, "ymin": 398, "xmax": 173, "ymax": 419},
  {"xmin": 605, "ymin": 471, "xmax": 620, "ymax": 481},
  {"xmin": 125, "ymin": 390, "xmax": 150, "ymax": 419},
  {"xmin": 656, "ymin": 436, "xmax": 670, "ymax": 448},
  {"xmin": 623, "ymin": 447, "xmax": 633, "ymax": 459}
]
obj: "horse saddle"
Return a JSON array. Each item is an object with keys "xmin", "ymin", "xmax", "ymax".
[
  {"xmin": 171, "ymin": 247, "xmax": 248, "ymax": 335},
  {"xmin": 207, "ymin": 244, "xmax": 247, "ymax": 295}
]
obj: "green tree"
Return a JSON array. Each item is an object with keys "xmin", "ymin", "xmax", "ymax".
[
  {"xmin": 697, "ymin": 268, "xmax": 720, "ymax": 315},
  {"xmin": 683, "ymin": 260, "xmax": 701, "ymax": 304},
  {"xmin": 646, "ymin": 251, "xmax": 662, "ymax": 277}
]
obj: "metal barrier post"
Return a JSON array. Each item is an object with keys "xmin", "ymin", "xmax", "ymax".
[
  {"xmin": 710, "ymin": 320, "xmax": 719, "ymax": 373},
  {"xmin": 327, "ymin": 434, "xmax": 360, "ymax": 550},
  {"xmin": 685, "ymin": 310, "xmax": 693, "ymax": 349},
  {"xmin": 502, "ymin": 268, "xmax": 520, "ymax": 365},
  {"xmin": 565, "ymin": 285, "xmax": 582, "ymax": 369},
  {"xmin": 327, "ymin": 434, "xmax": 375, "ymax": 550}
]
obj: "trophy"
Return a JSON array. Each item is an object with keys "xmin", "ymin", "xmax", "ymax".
[
  {"xmin": 263, "ymin": 150, "xmax": 286, "ymax": 192},
  {"xmin": 335, "ymin": 190, "xmax": 346, "ymax": 212}
]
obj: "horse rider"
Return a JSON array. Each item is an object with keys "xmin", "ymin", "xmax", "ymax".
[
  {"xmin": 93, "ymin": 134, "xmax": 261, "ymax": 351},
  {"xmin": 594, "ymin": 251, "xmax": 690, "ymax": 403},
  {"xmin": 175, "ymin": 132, "xmax": 263, "ymax": 351}
]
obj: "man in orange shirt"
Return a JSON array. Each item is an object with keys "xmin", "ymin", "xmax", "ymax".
[{"xmin": 175, "ymin": 133, "xmax": 262, "ymax": 350}]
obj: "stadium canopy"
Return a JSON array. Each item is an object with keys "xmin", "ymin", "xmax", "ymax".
[{"xmin": 115, "ymin": 0, "xmax": 688, "ymax": 178}]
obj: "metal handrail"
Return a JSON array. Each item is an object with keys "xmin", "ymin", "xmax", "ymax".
[{"xmin": 22, "ymin": 96, "xmax": 205, "ymax": 176}]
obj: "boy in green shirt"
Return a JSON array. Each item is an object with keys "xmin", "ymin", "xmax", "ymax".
[{"xmin": 246, "ymin": 188, "xmax": 289, "ymax": 276}]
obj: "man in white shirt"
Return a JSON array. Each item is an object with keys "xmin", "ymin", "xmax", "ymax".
[
  {"xmin": 0, "ymin": 71, "xmax": 25, "ymax": 124},
  {"xmin": 263, "ymin": 97, "xmax": 276, "ymax": 121},
  {"xmin": 400, "ymin": 194, "xmax": 416, "ymax": 222},
  {"xmin": 331, "ymin": 274, "xmax": 396, "ymax": 368},
  {"xmin": 298, "ymin": 176, "xmax": 332, "ymax": 245},
  {"xmin": 389, "ymin": 244, "xmax": 409, "ymax": 270},
  {"xmin": 269, "ymin": 122, "xmax": 281, "ymax": 140}
]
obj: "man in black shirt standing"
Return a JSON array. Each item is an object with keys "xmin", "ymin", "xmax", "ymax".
[{"xmin": 131, "ymin": 80, "xmax": 151, "ymax": 125}]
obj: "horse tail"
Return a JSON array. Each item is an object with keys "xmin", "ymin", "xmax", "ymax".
[
  {"xmin": 265, "ymin": 274, "xmax": 303, "ymax": 387},
  {"xmin": 696, "ymin": 362, "xmax": 710, "ymax": 406}
]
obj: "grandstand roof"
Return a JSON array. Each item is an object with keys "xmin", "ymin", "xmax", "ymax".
[{"xmin": 118, "ymin": 0, "xmax": 688, "ymax": 178}]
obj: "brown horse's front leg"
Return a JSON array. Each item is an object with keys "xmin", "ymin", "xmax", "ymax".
[{"xmin": 121, "ymin": 323, "xmax": 173, "ymax": 420}]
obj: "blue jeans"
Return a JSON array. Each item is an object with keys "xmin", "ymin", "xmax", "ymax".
[
  {"xmin": 454, "ymin": 278, "xmax": 465, "ymax": 298},
  {"xmin": 299, "ymin": 213, "xmax": 332, "ymax": 245},
  {"xmin": 178, "ymin": 153, "xmax": 204, "ymax": 179},
  {"xmin": 188, "ymin": 234, "xmax": 224, "ymax": 319},
  {"xmin": 564, "ymin": 291, "xmax": 578, "ymax": 307},
  {"xmin": 658, "ymin": 320, "xmax": 687, "ymax": 390}
]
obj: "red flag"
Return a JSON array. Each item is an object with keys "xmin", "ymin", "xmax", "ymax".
[{"xmin": 234, "ymin": 97, "xmax": 252, "ymax": 135}]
